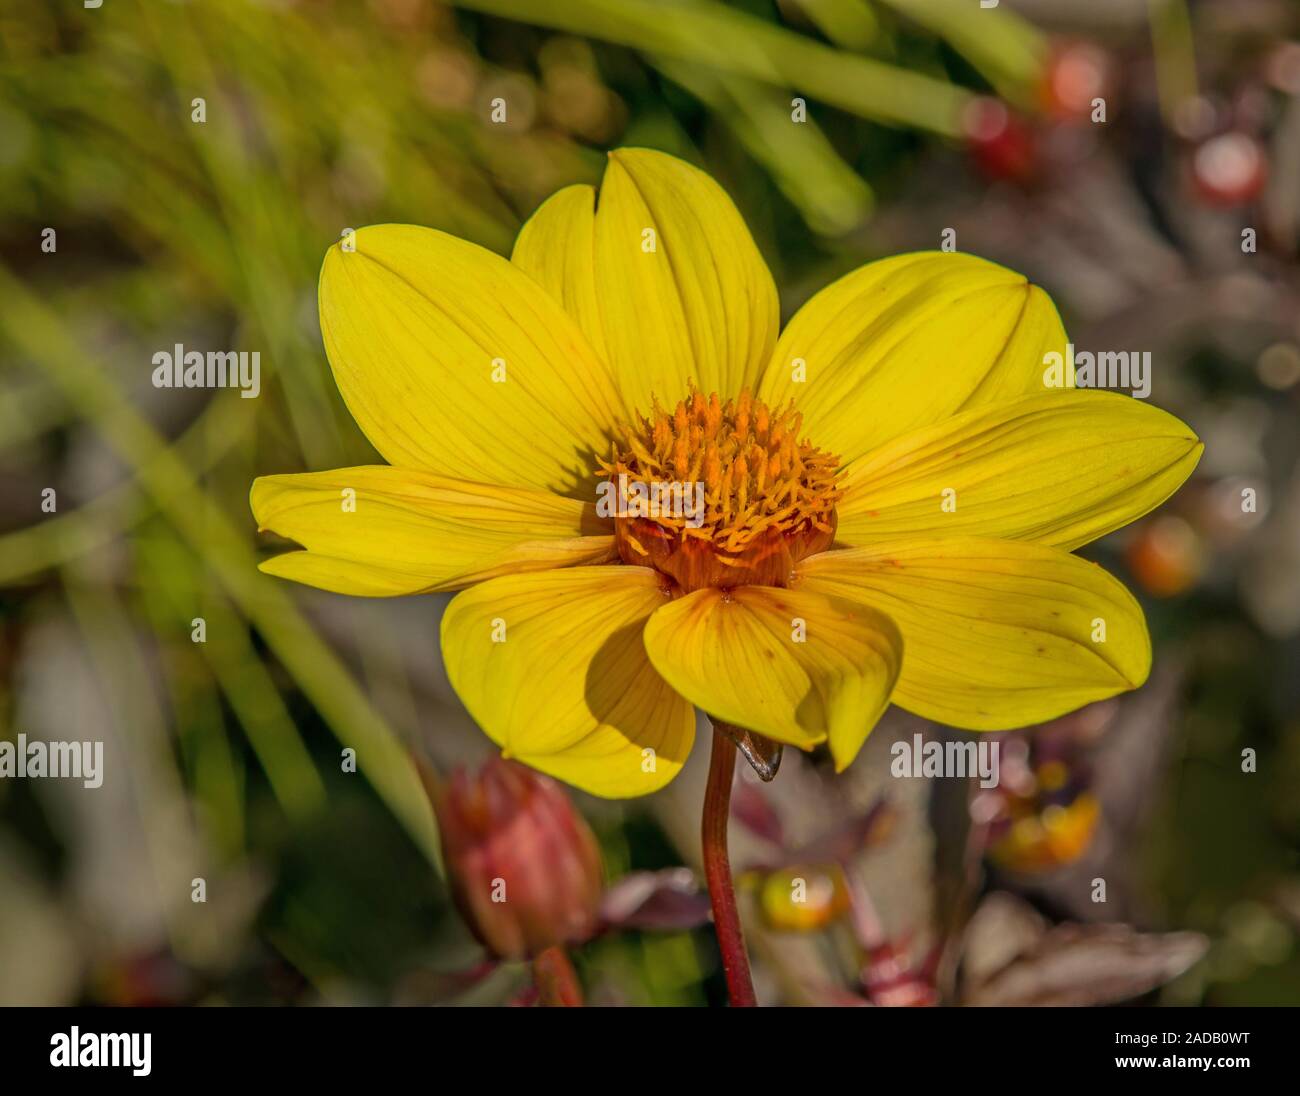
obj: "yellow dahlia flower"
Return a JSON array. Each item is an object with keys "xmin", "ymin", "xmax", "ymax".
[{"xmin": 251, "ymin": 148, "xmax": 1201, "ymax": 799}]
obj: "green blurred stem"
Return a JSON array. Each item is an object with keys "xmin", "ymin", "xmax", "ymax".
[
  {"xmin": 138, "ymin": 531, "xmax": 326, "ymax": 821},
  {"xmin": 1148, "ymin": 0, "xmax": 1198, "ymax": 126},
  {"xmin": 0, "ymin": 395, "xmax": 251, "ymax": 586},
  {"xmin": 872, "ymin": 0, "xmax": 1046, "ymax": 103},
  {"xmin": 796, "ymin": 0, "xmax": 880, "ymax": 52},
  {"xmin": 0, "ymin": 263, "xmax": 440, "ymax": 868},
  {"xmin": 653, "ymin": 58, "xmax": 874, "ymax": 236},
  {"xmin": 452, "ymin": 0, "xmax": 970, "ymax": 134},
  {"xmin": 136, "ymin": 555, "xmax": 248, "ymax": 857}
]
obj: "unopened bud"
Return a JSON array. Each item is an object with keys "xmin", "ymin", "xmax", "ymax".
[{"xmin": 432, "ymin": 756, "xmax": 603, "ymax": 960}]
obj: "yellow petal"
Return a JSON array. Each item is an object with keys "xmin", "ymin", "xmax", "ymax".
[
  {"xmin": 319, "ymin": 224, "xmax": 623, "ymax": 495},
  {"xmin": 838, "ymin": 392, "xmax": 1203, "ymax": 550},
  {"xmin": 796, "ymin": 538, "xmax": 1151, "ymax": 730},
  {"xmin": 252, "ymin": 467, "xmax": 615, "ymax": 596},
  {"xmin": 758, "ymin": 251, "xmax": 1067, "ymax": 463},
  {"xmin": 440, "ymin": 566, "xmax": 694, "ymax": 798},
  {"xmin": 591, "ymin": 148, "xmax": 778, "ymax": 409},
  {"xmin": 641, "ymin": 585, "xmax": 901, "ymax": 770},
  {"xmin": 511, "ymin": 184, "xmax": 609, "ymax": 364}
]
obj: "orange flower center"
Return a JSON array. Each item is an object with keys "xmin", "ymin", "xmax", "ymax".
[{"xmin": 598, "ymin": 387, "xmax": 841, "ymax": 593}]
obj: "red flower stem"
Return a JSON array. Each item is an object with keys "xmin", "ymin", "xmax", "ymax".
[
  {"xmin": 702, "ymin": 725, "xmax": 758, "ymax": 1007},
  {"xmin": 532, "ymin": 946, "xmax": 583, "ymax": 1007}
]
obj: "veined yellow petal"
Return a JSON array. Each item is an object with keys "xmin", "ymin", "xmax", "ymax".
[
  {"xmin": 796, "ymin": 538, "xmax": 1151, "ymax": 730},
  {"xmin": 319, "ymin": 224, "xmax": 623, "ymax": 495},
  {"xmin": 592, "ymin": 148, "xmax": 779, "ymax": 409},
  {"xmin": 758, "ymin": 252, "xmax": 1068, "ymax": 463},
  {"xmin": 440, "ymin": 566, "xmax": 694, "ymax": 798},
  {"xmin": 511, "ymin": 184, "xmax": 609, "ymax": 364},
  {"xmin": 641, "ymin": 585, "xmax": 902, "ymax": 770},
  {"xmin": 838, "ymin": 392, "xmax": 1203, "ymax": 550},
  {"xmin": 251, "ymin": 467, "xmax": 615, "ymax": 596}
]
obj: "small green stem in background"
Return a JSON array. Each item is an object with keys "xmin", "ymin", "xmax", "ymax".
[
  {"xmin": 1149, "ymin": 0, "xmax": 1199, "ymax": 127},
  {"xmin": 0, "ymin": 263, "xmax": 441, "ymax": 868},
  {"xmin": 452, "ymin": 0, "xmax": 971, "ymax": 135},
  {"xmin": 532, "ymin": 946, "xmax": 584, "ymax": 1007},
  {"xmin": 702, "ymin": 725, "xmax": 758, "ymax": 1007}
]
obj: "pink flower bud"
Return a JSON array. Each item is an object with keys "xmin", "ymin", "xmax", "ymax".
[{"xmin": 432, "ymin": 756, "xmax": 603, "ymax": 960}]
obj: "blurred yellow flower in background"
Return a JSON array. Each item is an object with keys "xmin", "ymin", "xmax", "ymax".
[{"xmin": 251, "ymin": 148, "xmax": 1201, "ymax": 798}]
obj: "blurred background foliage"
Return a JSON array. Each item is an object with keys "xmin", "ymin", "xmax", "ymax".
[{"xmin": 0, "ymin": 0, "xmax": 1297, "ymax": 1006}]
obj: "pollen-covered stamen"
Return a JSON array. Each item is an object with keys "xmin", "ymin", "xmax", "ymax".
[{"xmin": 598, "ymin": 387, "xmax": 842, "ymax": 592}]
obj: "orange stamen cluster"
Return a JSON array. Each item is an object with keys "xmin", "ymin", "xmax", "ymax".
[{"xmin": 599, "ymin": 387, "xmax": 842, "ymax": 592}]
